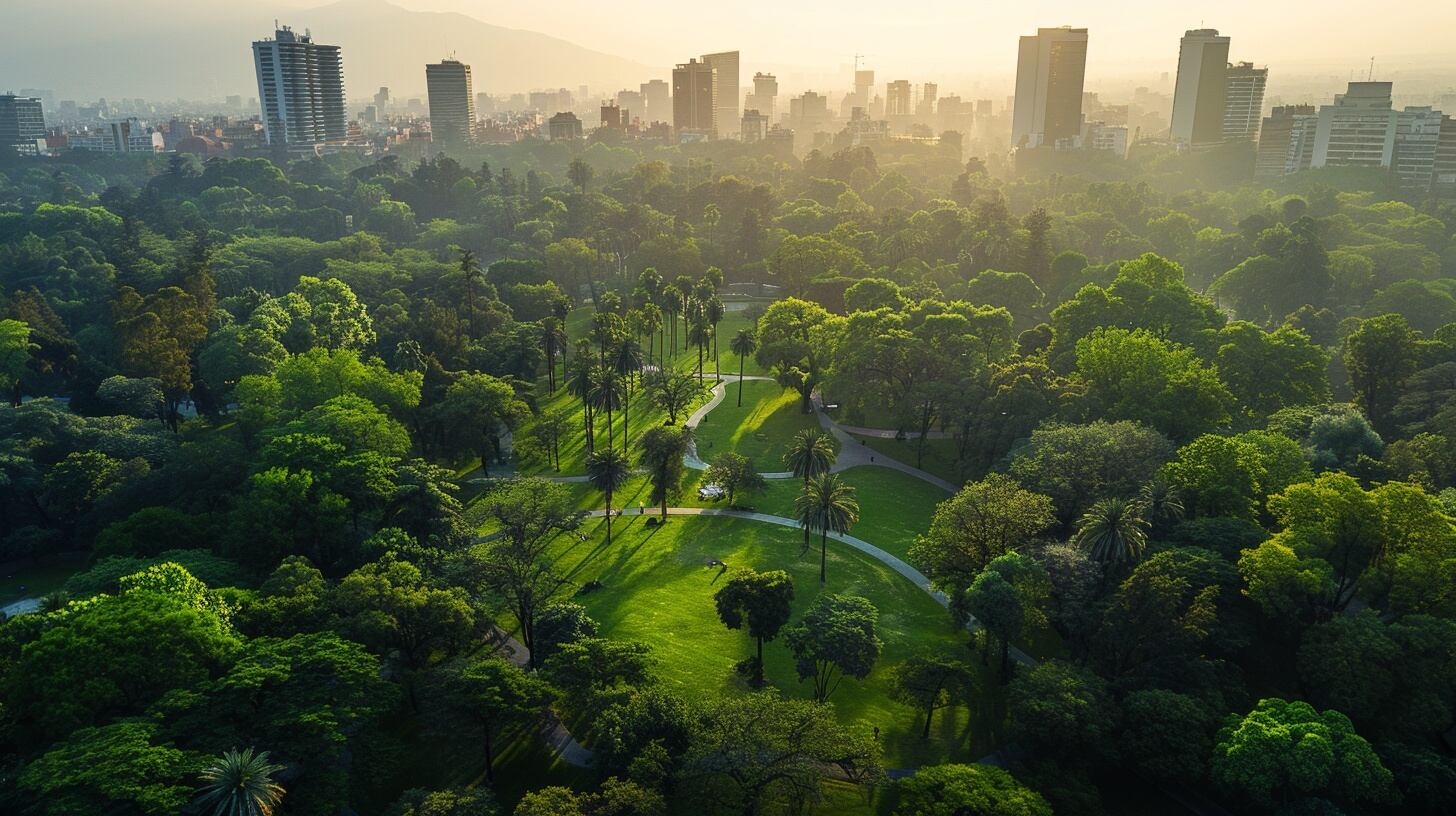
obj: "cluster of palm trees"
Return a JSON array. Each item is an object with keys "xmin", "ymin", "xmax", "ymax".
[
  {"xmin": 785, "ymin": 429, "xmax": 860, "ymax": 584},
  {"xmin": 1072, "ymin": 476, "xmax": 1185, "ymax": 580},
  {"xmin": 635, "ymin": 267, "xmax": 727, "ymax": 379}
]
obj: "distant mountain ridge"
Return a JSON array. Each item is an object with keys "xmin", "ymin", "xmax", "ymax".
[{"xmin": 0, "ymin": 0, "xmax": 659, "ymax": 102}]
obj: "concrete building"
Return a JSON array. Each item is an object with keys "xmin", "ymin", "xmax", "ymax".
[
  {"xmin": 640, "ymin": 80, "xmax": 670, "ymax": 123},
  {"xmin": 1223, "ymin": 62, "xmax": 1268, "ymax": 141},
  {"xmin": 1169, "ymin": 29, "xmax": 1230, "ymax": 147},
  {"xmin": 69, "ymin": 120, "xmax": 164, "ymax": 153},
  {"xmin": 616, "ymin": 90, "xmax": 644, "ymax": 123},
  {"xmin": 885, "ymin": 80, "xmax": 913, "ymax": 117},
  {"xmin": 919, "ymin": 82, "xmax": 939, "ymax": 118},
  {"xmin": 1, "ymin": 93, "xmax": 46, "ymax": 155},
  {"xmin": 788, "ymin": 91, "xmax": 831, "ymax": 136},
  {"xmin": 1431, "ymin": 115, "xmax": 1456, "ymax": 197},
  {"xmin": 547, "ymin": 111, "xmax": 582, "ymax": 140},
  {"xmin": 1012, "ymin": 26, "xmax": 1089, "ymax": 149},
  {"xmin": 673, "ymin": 59, "xmax": 717, "ymax": 138},
  {"xmin": 1255, "ymin": 104, "xmax": 1318, "ymax": 178},
  {"xmin": 1083, "ymin": 121, "xmax": 1128, "ymax": 156},
  {"xmin": 600, "ymin": 102, "xmax": 624, "ymax": 129},
  {"xmin": 746, "ymin": 73, "xmax": 778, "ymax": 121},
  {"xmin": 252, "ymin": 26, "xmax": 347, "ymax": 147},
  {"xmin": 1392, "ymin": 106, "xmax": 1446, "ymax": 190},
  {"xmin": 854, "ymin": 70, "xmax": 875, "ymax": 109},
  {"xmin": 425, "ymin": 59, "xmax": 475, "ymax": 145},
  {"xmin": 1312, "ymin": 82, "xmax": 1398, "ymax": 169},
  {"xmin": 741, "ymin": 109, "xmax": 769, "ymax": 142},
  {"xmin": 701, "ymin": 51, "xmax": 740, "ymax": 138}
]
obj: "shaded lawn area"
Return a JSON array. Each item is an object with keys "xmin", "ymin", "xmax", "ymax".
[
  {"xmin": 850, "ymin": 434, "xmax": 966, "ymax": 488},
  {"xmin": 692, "ymin": 379, "xmax": 818, "ymax": 466},
  {"xmin": 545, "ymin": 515, "xmax": 1008, "ymax": 767},
  {"xmin": 0, "ymin": 554, "xmax": 86, "ymax": 610}
]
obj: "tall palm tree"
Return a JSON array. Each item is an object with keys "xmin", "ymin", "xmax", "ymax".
[
  {"xmin": 784, "ymin": 429, "xmax": 838, "ymax": 552},
  {"xmin": 193, "ymin": 748, "xmax": 286, "ymax": 816},
  {"xmin": 542, "ymin": 316, "xmax": 568, "ymax": 393},
  {"xmin": 459, "ymin": 249, "xmax": 482, "ymax": 337},
  {"xmin": 1075, "ymin": 497, "xmax": 1150, "ymax": 573},
  {"xmin": 661, "ymin": 288, "xmax": 683, "ymax": 361},
  {"xmin": 612, "ymin": 340, "xmax": 643, "ymax": 447},
  {"xmin": 729, "ymin": 329, "xmax": 757, "ymax": 407},
  {"xmin": 587, "ymin": 447, "xmax": 632, "ymax": 545},
  {"xmin": 795, "ymin": 474, "xmax": 860, "ymax": 584},
  {"xmin": 687, "ymin": 316, "xmax": 711, "ymax": 378},
  {"xmin": 1136, "ymin": 476, "xmax": 1185, "ymax": 536},
  {"xmin": 705, "ymin": 295, "xmax": 725, "ymax": 382},
  {"xmin": 565, "ymin": 355, "xmax": 599, "ymax": 454},
  {"xmin": 590, "ymin": 369, "xmax": 625, "ymax": 452},
  {"xmin": 638, "ymin": 302, "xmax": 663, "ymax": 371}
]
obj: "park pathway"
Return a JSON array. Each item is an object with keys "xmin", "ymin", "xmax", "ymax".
[{"xmin": 487, "ymin": 624, "xmax": 596, "ymax": 767}]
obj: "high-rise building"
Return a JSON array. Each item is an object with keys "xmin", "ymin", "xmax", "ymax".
[
  {"xmin": 741, "ymin": 109, "xmax": 770, "ymax": 142},
  {"xmin": 1012, "ymin": 26, "xmax": 1089, "ymax": 149},
  {"xmin": 673, "ymin": 59, "xmax": 717, "ymax": 138},
  {"xmin": 854, "ymin": 70, "xmax": 875, "ymax": 108},
  {"xmin": 1255, "ymin": 104, "xmax": 1318, "ymax": 178},
  {"xmin": 0, "ymin": 93, "xmax": 46, "ymax": 155},
  {"xmin": 919, "ymin": 83, "xmax": 939, "ymax": 117},
  {"xmin": 788, "ymin": 91, "xmax": 831, "ymax": 135},
  {"xmin": 1223, "ymin": 62, "xmax": 1268, "ymax": 141},
  {"xmin": 1392, "ymin": 107, "xmax": 1446, "ymax": 190},
  {"xmin": 1312, "ymin": 82, "xmax": 1398, "ymax": 169},
  {"xmin": 425, "ymin": 59, "xmax": 475, "ymax": 145},
  {"xmin": 885, "ymin": 80, "xmax": 913, "ymax": 117},
  {"xmin": 746, "ymin": 73, "xmax": 778, "ymax": 121},
  {"xmin": 701, "ymin": 51, "xmax": 740, "ymax": 138},
  {"xmin": 640, "ymin": 80, "xmax": 670, "ymax": 123},
  {"xmin": 1169, "ymin": 29, "xmax": 1230, "ymax": 147},
  {"xmin": 615, "ymin": 90, "xmax": 643, "ymax": 123},
  {"xmin": 251, "ymin": 26, "xmax": 347, "ymax": 147},
  {"xmin": 374, "ymin": 87, "xmax": 391, "ymax": 112},
  {"xmin": 1433, "ymin": 115, "xmax": 1456, "ymax": 198},
  {"xmin": 600, "ymin": 102, "xmax": 624, "ymax": 129}
]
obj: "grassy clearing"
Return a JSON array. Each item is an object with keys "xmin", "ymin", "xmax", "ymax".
[
  {"xmin": 692, "ymin": 379, "xmax": 819, "ymax": 465},
  {"xmin": 850, "ymin": 434, "xmax": 966, "ymax": 487},
  {"xmin": 542, "ymin": 515, "xmax": 1007, "ymax": 767}
]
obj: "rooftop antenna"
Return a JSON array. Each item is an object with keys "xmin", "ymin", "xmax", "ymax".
[{"xmin": 1368, "ymin": 56, "xmax": 1375, "ymax": 81}]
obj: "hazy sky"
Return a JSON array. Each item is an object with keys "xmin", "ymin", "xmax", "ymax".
[{"xmin": 385, "ymin": 0, "xmax": 1456, "ymax": 82}]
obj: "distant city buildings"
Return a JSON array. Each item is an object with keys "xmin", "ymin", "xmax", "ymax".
[
  {"xmin": 1170, "ymin": 29, "xmax": 1230, "ymax": 147},
  {"xmin": 1255, "ymin": 104, "xmax": 1318, "ymax": 178},
  {"xmin": 673, "ymin": 58, "xmax": 717, "ymax": 139},
  {"xmin": 1, "ymin": 93, "xmax": 47, "ymax": 155},
  {"xmin": 746, "ymin": 73, "xmax": 778, "ymax": 121},
  {"xmin": 1223, "ymin": 62, "xmax": 1268, "ymax": 141},
  {"xmin": 425, "ymin": 59, "xmax": 475, "ymax": 145},
  {"xmin": 1012, "ymin": 26, "xmax": 1089, "ymax": 149},
  {"xmin": 68, "ymin": 119, "xmax": 164, "ymax": 153},
  {"xmin": 251, "ymin": 26, "xmax": 347, "ymax": 147},
  {"xmin": 701, "ymin": 51, "xmax": 740, "ymax": 138},
  {"xmin": 885, "ymin": 80, "xmax": 912, "ymax": 117},
  {"xmin": 640, "ymin": 80, "xmax": 670, "ymax": 123},
  {"xmin": 600, "ymin": 102, "xmax": 624, "ymax": 130},
  {"xmin": 741, "ymin": 109, "xmax": 769, "ymax": 142},
  {"xmin": 547, "ymin": 111, "xmax": 582, "ymax": 140},
  {"xmin": 1312, "ymin": 82, "xmax": 1398, "ymax": 169}
]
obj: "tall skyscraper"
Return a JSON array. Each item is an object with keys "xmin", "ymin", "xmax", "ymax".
[
  {"xmin": 919, "ymin": 83, "xmax": 939, "ymax": 117},
  {"xmin": 885, "ymin": 80, "xmax": 913, "ymax": 117},
  {"xmin": 1222, "ymin": 62, "xmax": 1268, "ymax": 141},
  {"xmin": 1255, "ymin": 104, "xmax": 1318, "ymax": 178},
  {"xmin": 854, "ymin": 70, "xmax": 875, "ymax": 108},
  {"xmin": 1392, "ymin": 107, "xmax": 1447, "ymax": 190},
  {"xmin": 701, "ymin": 51, "xmax": 740, "ymax": 138},
  {"xmin": 1012, "ymin": 26, "xmax": 1089, "ymax": 149},
  {"xmin": 1312, "ymin": 82, "xmax": 1398, "ymax": 169},
  {"xmin": 641, "ymin": 80, "xmax": 670, "ymax": 123},
  {"xmin": 252, "ymin": 26, "xmax": 346, "ymax": 147},
  {"xmin": 1431, "ymin": 116, "xmax": 1456, "ymax": 197},
  {"xmin": 673, "ymin": 59, "xmax": 717, "ymax": 138},
  {"xmin": 0, "ymin": 94, "xmax": 46, "ymax": 155},
  {"xmin": 746, "ymin": 73, "xmax": 778, "ymax": 120},
  {"xmin": 426, "ymin": 59, "xmax": 475, "ymax": 145},
  {"xmin": 1169, "ymin": 29, "xmax": 1230, "ymax": 147},
  {"xmin": 616, "ymin": 90, "xmax": 644, "ymax": 122}
]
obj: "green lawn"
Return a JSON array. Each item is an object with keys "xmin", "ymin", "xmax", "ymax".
[
  {"xmin": 746, "ymin": 467, "xmax": 951, "ymax": 562},
  {"xmin": 515, "ymin": 379, "xmax": 710, "ymax": 477},
  {"xmin": 0, "ymin": 555, "xmax": 86, "ymax": 612},
  {"xmin": 692, "ymin": 379, "xmax": 818, "ymax": 466},
  {"xmin": 851, "ymin": 434, "xmax": 966, "ymax": 488},
  {"xmin": 541, "ymin": 515, "xmax": 1007, "ymax": 766}
]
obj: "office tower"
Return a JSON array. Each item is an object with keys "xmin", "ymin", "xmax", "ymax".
[
  {"xmin": 854, "ymin": 70, "xmax": 875, "ymax": 108},
  {"xmin": 1, "ymin": 93, "xmax": 46, "ymax": 155},
  {"xmin": 600, "ymin": 102, "xmax": 624, "ymax": 129},
  {"xmin": 641, "ymin": 80, "xmax": 670, "ymax": 123},
  {"xmin": 616, "ymin": 90, "xmax": 643, "ymax": 122},
  {"xmin": 375, "ymin": 87, "xmax": 390, "ymax": 111},
  {"xmin": 747, "ymin": 73, "xmax": 778, "ymax": 120},
  {"xmin": 701, "ymin": 51, "xmax": 740, "ymax": 138},
  {"xmin": 1012, "ymin": 26, "xmax": 1089, "ymax": 149},
  {"xmin": 919, "ymin": 83, "xmax": 939, "ymax": 117},
  {"xmin": 1392, "ymin": 107, "xmax": 1446, "ymax": 189},
  {"xmin": 252, "ymin": 25, "xmax": 347, "ymax": 146},
  {"xmin": 1431, "ymin": 115, "xmax": 1456, "ymax": 197},
  {"xmin": 426, "ymin": 59, "xmax": 475, "ymax": 145},
  {"xmin": 1223, "ymin": 62, "xmax": 1268, "ymax": 141},
  {"xmin": 547, "ymin": 111, "xmax": 583, "ymax": 140},
  {"xmin": 1170, "ymin": 29, "xmax": 1230, "ymax": 147},
  {"xmin": 673, "ymin": 59, "xmax": 717, "ymax": 137},
  {"xmin": 741, "ymin": 109, "xmax": 769, "ymax": 142},
  {"xmin": 788, "ymin": 91, "xmax": 830, "ymax": 134},
  {"xmin": 885, "ymin": 80, "xmax": 912, "ymax": 116},
  {"xmin": 1255, "ymin": 104, "xmax": 1318, "ymax": 178},
  {"xmin": 1312, "ymin": 82, "xmax": 1398, "ymax": 169}
]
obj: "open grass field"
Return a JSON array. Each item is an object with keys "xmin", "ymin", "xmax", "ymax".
[
  {"xmin": 850, "ymin": 434, "xmax": 966, "ymax": 488},
  {"xmin": 692, "ymin": 379, "xmax": 819, "ymax": 466},
  {"xmin": 542, "ymin": 514, "xmax": 1008, "ymax": 767}
]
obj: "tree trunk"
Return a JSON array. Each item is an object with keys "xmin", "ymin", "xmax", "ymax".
[
  {"xmin": 605, "ymin": 489, "xmax": 613, "ymax": 545},
  {"xmin": 755, "ymin": 635, "xmax": 765, "ymax": 686},
  {"xmin": 820, "ymin": 528, "xmax": 828, "ymax": 584},
  {"xmin": 737, "ymin": 354, "xmax": 745, "ymax": 406}
]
